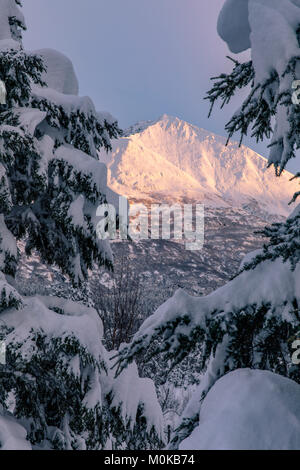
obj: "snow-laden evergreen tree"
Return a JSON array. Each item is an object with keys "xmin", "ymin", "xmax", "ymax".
[
  {"xmin": 115, "ymin": 0, "xmax": 300, "ymax": 449},
  {"xmin": 0, "ymin": 0, "xmax": 164, "ymax": 450}
]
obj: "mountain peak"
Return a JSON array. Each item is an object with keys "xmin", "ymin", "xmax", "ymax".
[
  {"xmin": 99, "ymin": 115, "xmax": 298, "ymax": 217},
  {"xmin": 158, "ymin": 113, "xmax": 181, "ymax": 123},
  {"xmin": 126, "ymin": 114, "xmax": 230, "ymax": 146},
  {"xmin": 124, "ymin": 114, "xmax": 192, "ymax": 137}
]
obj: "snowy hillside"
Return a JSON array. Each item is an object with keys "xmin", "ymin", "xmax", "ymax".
[{"xmin": 99, "ymin": 114, "xmax": 299, "ymax": 217}]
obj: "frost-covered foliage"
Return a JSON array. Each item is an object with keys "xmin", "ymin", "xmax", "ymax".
[
  {"xmin": 107, "ymin": 358, "xmax": 164, "ymax": 450},
  {"xmin": 242, "ymin": 204, "xmax": 300, "ymax": 271},
  {"xmin": 0, "ymin": 51, "xmax": 121, "ymax": 283},
  {"xmin": 0, "ymin": 0, "xmax": 163, "ymax": 450},
  {"xmin": 205, "ymin": 0, "xmax": 300, "ymax": 285},
  {"xmin": 206, "ymin": 0, "xmax": 300, "ymax": 179},
  {"xmin": 115, "ymin": 254, "xmax": 300, "ymax": 447},
  {"xmin": 0, "ymin": 62, "xmax": 120, "ymax": 284},
  {"xmin": 1, "ymin": 296, "xmax": 164, "ymax": 450},
  {"xmin": 115, "ymin": 0, "xmax": 300, "ymax": 450}
]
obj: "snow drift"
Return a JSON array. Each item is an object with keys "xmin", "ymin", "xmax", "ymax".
[
  {"xmin": 0, "ymin": 411, "xmax": 31, "ymax": 450},
  {"xmin": 180, "ymin": 369, "xmax": 300, "ymax": 450}
]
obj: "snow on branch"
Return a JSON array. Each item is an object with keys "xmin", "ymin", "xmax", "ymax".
[{"xmin": 207, "ymin": 0, "xmax": 300, "ymax": 177}]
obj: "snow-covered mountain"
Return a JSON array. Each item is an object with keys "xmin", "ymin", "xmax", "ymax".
[
  {"xmin": 16, "ymin": 115, "xmax": 297, "ymax": 309},
  {"xmin": 99, "ymin": 114, "xmax": 299, "ymax": 217}
]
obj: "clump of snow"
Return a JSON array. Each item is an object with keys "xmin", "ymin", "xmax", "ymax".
[
  {"xmin": 249, "ymin": 0, "xmax": 300, "ymax": 83},
  {"xmin": 218, "ymin": 1, "xmax": 300, "ymax": 82},
  {"xmin": 55, "ymin": 144, "xmax": 107, "ymax": 193},
  {"xmin": 97, "ymin": 111, "xmax": 118, "ymax": 127},
  {"xmin": 35, "ymin": 135, "xmax": 55, "ymax": 182},
  {"xmin": 15, "ymin": 108, "xmax": 47, "ymax": 136},
  {"xmin": 217, "ymin": 0, "xmax": 251, "ymax": 53},
  {"xmin": 31, "ymin": 85, "xmax": 96, "ymax": 118},
  {"xmin": 239, "ymin": 248, "xmax": 263, "ymax": 270},
  {"xmin": 180, "ymin": 369, "xmax": 300, "ymax": 450},
  {"xmin": 55, "ymin": 143, "xmax": 120, "ymax": 210},
  {"xmin": 31, "ymin": 84, "xmax": 109, "ymax": 160},
  {"xmin": 67, "ymin": 195, "xmax": 85, "ymax": 230},
  {"xmin": 0, "ymin": 411, "xmax": 31, "ymax": 450},
  {"xmin": 34, "ymin": 48, "xmax": 79, "ymax": 96},
  {"xmin": 0, "ymin": 0, "xmax": 25, "ymax": 43},
  {"xmin": 54, "ymin": 143, "xmax": 120, "ymax": 241},
  {"xmin": 0, "ymin": 271, "xmax": 22, "ymax": 308},
  {"xmin": 2, "ymin": 295, "xmax": 106, "ymax": 363},
  {"xmin": 217, "ymin": 1, "xmax": 300, "ymax": 173},
  {"xmin": 109, "ymin": 359, "xmax": 164, "ymax": 439}
]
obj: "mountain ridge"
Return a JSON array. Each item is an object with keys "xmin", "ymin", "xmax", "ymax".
[{"xmin": 99, "ymin": 114, "xmax": 299, "ymax": 217}]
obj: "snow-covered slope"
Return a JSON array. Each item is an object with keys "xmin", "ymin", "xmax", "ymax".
[{"xmin": 99, "ymin": 114, "xmax": 299, "ymax": 216}]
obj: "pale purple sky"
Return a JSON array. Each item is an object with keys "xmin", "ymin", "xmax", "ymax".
[{"xmin": 22, "ymin": 0, "xmax": 296, "ymax": 172}]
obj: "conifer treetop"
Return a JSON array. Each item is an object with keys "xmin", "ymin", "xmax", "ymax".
[
  {"xmin": 0, "ymin": 0, "xmax": 122, "ymax": 285},
  {"xmin": 0, "ymin": 1, "xmax": 163, "ymax": 451}
]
